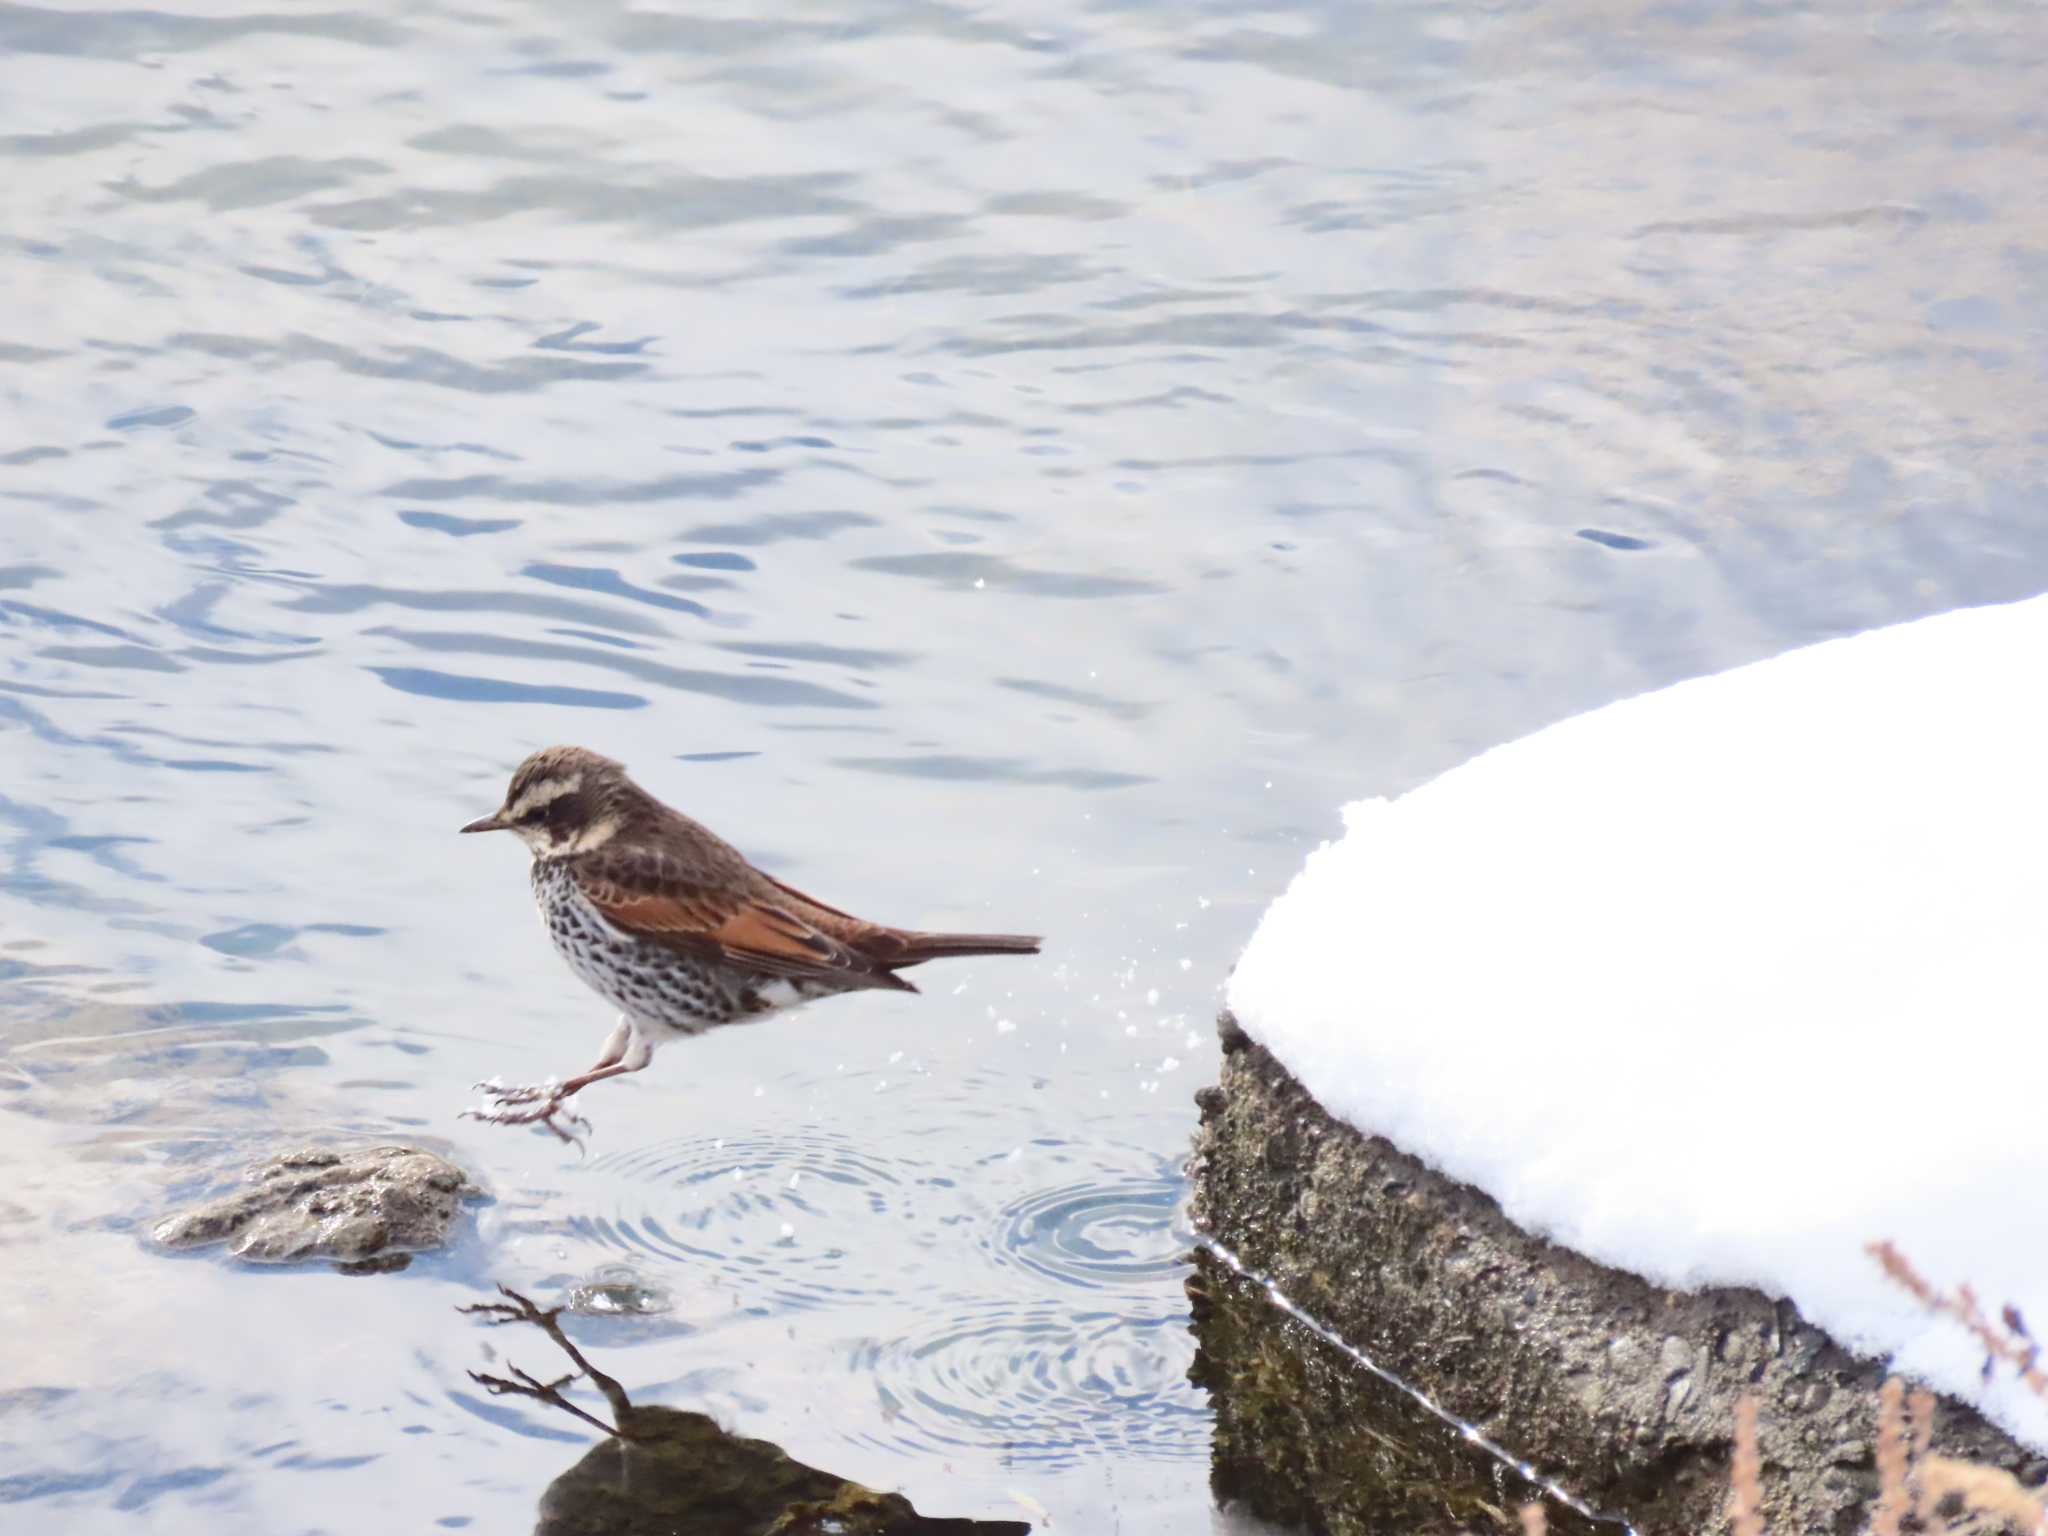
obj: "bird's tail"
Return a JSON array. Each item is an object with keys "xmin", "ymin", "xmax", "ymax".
[{"xmin": 892, "ymin": 931, "xmax": 1042, "ymax": 963}]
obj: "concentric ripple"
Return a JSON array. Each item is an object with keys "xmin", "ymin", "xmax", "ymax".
[
  {"xmin": 569, "ymin": 1131, "xmax": 960, "ymax": 1311},
  {"xmin": 571, "ymin": 1129, "xmax": 1205, "ymax": 1466},
  {"xmin": 987, "ymin": 1168, "xmax": 1192, "ymax": 1293},
  {"xmin": 836, "ymin": 1140, "xmax": 1202, "ymax": 1466},
  {"xmin": 844, "ymin": 1297, "xmax": 1209, "ymax": 1467}
]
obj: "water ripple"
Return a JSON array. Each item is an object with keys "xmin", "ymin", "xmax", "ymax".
[
  {"xmin": 679, "ymin": 510, "xmax": 879, "ymax": 545},
  {"xmin": 849, "ymin": 551, "xmax": 1167, "ymax": 598},
  {"xmin": 571, "ymin": 1125, "xmax": 1201, "ymax": 1466},
  {"xmin": 368, "ymin": 629, "xmax": 880, "ymax": 709},
  {"xmin": 847, "ymin": 1300, "xmax": 1206, "ymax": 1467},
  {"xmin": 367, "ymin": 667, "xmax": 646, "ymax": 710},
  {"xmin": 832, "ymin": 754, "xmax": 1151, "ymax": 790},
  {"xmin": 986, "ymin": 1174, "xmax": 1191, "ymax": 1293},
  {"xmin": 380, "ymin": 467, "xmax": 776, "ymax": 504},
  {"xmin": 572, "ymin": 1131, "xmax": 954, "ymax": 1310}
]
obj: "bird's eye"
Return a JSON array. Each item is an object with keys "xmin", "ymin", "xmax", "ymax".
[{"xmin": 522, "ymin": 793, "xmax": 571, "ymax": 826}]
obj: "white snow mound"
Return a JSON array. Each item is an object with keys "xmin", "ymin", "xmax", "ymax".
[{"xmin": 1227, "ymin": 593, "xmax": 2048, "ymax": 1450}]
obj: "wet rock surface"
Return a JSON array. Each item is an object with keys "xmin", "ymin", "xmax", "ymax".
[
  {"xmin": 464, "ymin": 1286, "xmax": 1032, "ymax": 1536},
  {"xmin": 535, "ymin": 1408, "xmax": 1030, "ymax": 1536},
  {"xmin": 1187, "ymin": 1247, "xmax": 1608, "ymax": 1536},
  {"xmin": 153, "ymin": 1145, "xmax": 482, "ymax": 1273},
  {"xmin": 1189, "ymin": 1013, "xmax": 2037, "ymax": 1536}
]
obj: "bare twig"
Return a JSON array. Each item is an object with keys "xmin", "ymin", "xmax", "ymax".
[
  {"xmin": 458, "ymin": 1283, "xmax": 635, "ymax": 1432},
  {"xmin": 468, "ymin": 1362, "xmax": 620, "ymax": 1437}
]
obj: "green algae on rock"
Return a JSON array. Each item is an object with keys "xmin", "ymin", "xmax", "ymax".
[{"xmin": 1188, "ymin": 1246, "xmax": 1608, "ymax": 1536}]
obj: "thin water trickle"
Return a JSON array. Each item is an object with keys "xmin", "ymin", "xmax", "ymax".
[
  {"xmin": 1196, "ymin": 1232, "xmax": 1640, "ymax": 1536},
  {"xmin": 4, "ymin": 0, "xmax": 2047, "ymax": 1531}
]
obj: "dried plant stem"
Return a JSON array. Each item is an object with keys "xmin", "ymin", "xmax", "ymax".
[
  {"xmin": 1868, "ymin": 1241, "xmax": 2048, "ymax": 1400},
  {"xmin": 1729, "ymin": 1392, "xmax": 1766, "ymax": 1536},
  {"xmin": 1907, "ymin": 1386, "xmax": 1937, "ymax": 1528},
  {"xmin": 1871, "ymin": 1376, "xmax": 1908, "ymax": 1536},
  {"xmin": 1921, "ymin": 1455, "xmax": 2048, "ymax": 1536}
]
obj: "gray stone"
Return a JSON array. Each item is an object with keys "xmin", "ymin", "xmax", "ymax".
[
  {"xmin": 153, "ymin": 1144, "xmax": 482, "ymax": 1273},
  {"xmin": 534, "ymin": 1405, "xmax": 1033, "ymax": 1535},
  {"xmin": 465, "ymin": 1286, "xmax": 1033, "ymax": 1535},
  {"xmin": 1189, "ymin": 1012, "xmax": 2036, "ymax": 1536}
]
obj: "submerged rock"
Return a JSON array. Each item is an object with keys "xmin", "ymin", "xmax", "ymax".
[
  {"xmin": 153, "ymin": 1144, "xmax": 482, "ymax": 1273},
  {"xmin": 463, "ymin": 1286, "xmax": 1031, "ymax": 1535},
  {"xmin": 568, "ymin": 1263, "xmax": 674, "ymax": 1318},
  {"xmin": 535, "ymin": 1408, "xmax": 1026, "ymax": 1536},
  {"xmin": 1189, "ymin": 1014, "xmax": 2039, "ymax": 1536}
]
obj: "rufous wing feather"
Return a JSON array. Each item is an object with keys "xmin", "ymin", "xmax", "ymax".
[{"xmin": 576, "ymin": 869, "xmax": 907, "ymax": 988}]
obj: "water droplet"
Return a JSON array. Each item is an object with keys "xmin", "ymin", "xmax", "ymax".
[{"xmin": 569, "ymin": 1266, "xmax": 673, "ymax": 1316}]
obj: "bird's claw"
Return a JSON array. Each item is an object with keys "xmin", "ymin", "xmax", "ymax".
[
  {"xmin": 468, "ymin": 1075, "xmax": 560, "ymax": 1105},
  {"xmin": 461, "ymin": 1079, "xmax": 590, "ymax": 1145}
]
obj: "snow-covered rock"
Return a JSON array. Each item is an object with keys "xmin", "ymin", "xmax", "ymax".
[{"xmin": 1226, "ymin": 593, "xmax": 2048, "ymax": 1452}]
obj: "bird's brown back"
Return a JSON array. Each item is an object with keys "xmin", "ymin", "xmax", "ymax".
[{"xmin": 546, "ymin": 750, "xmax": 1039, "ymax": 979}]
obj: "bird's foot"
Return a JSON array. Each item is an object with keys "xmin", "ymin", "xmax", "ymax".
[{"xmin": 461, "ymin": 1077, "xmax": 590, "ymax": 1145}]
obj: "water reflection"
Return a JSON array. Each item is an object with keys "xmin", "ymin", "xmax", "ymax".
[{"xmin": 463, "ymin": 1285, "xmax": 1033, "ymax": 1536}]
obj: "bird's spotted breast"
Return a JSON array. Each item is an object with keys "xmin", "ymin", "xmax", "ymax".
[{"xmin": 529, "ymin": 860, "xmax": 827, "ymax": 1033}]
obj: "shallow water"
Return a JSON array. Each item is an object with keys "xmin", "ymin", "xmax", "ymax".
[{"xmin": 3, "ymin": 0, "xmax": 2046, "ymax": 1530}]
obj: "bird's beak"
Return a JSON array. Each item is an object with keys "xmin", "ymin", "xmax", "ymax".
[{"xmin": 460, "ymin": 811, "xmax": 510, "ymax": 834}]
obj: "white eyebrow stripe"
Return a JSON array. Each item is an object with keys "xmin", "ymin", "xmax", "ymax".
[
  {"xmin": 563, "ymin": 813, "xmax": 621, "ymax": 855},
  {"xmin": 508, "ymin": 772, "xmax": 581, "ymax": 821}
]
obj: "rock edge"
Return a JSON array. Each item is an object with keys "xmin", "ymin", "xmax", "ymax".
[
  {"xmin": 1189, "ymin": 1012, "xmax": 2039, "ymax": 1535},
  {"xmin": 153, "ymin": 1144, "xmax": 482, "ymax": 1274}
]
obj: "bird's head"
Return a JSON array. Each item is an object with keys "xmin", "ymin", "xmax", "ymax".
[{"xmin": 461, "ymin": 745, "xmax": 633, "ymax": 858}]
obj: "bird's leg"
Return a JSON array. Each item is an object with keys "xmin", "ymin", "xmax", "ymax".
[
  {"xmin": 586, "ymin": 1015, "xmax": 632, "ymax": 1072},
  {"xmin": 553, "ymin": 1028, "xmax": 653, "ymax": 1098},
  {"xmin": 471, "ymin": 1017, "xmax": 632, "ymax": 1105},
  {"xmin": 462, "ymin": 1023, "xmax": 652, "ymax": 1143}
]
